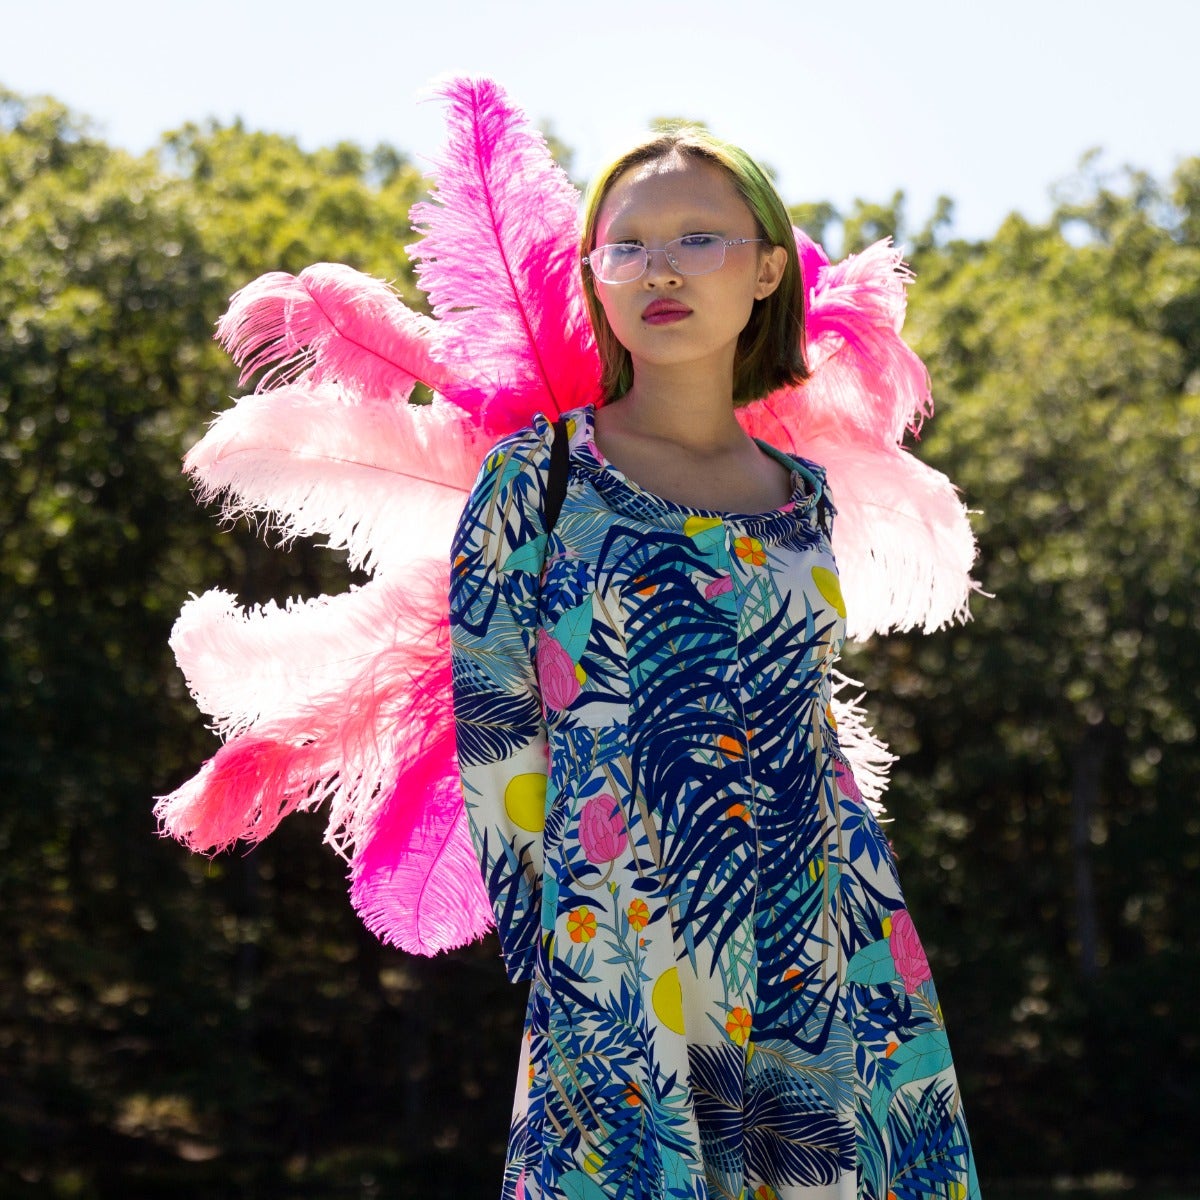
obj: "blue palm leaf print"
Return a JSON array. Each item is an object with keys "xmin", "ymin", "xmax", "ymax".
[{"xmin": 448, "ymin": 408, "xmax": 979, "ymax": 1199}]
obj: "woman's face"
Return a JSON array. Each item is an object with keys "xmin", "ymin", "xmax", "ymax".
[{"xmin": 591, "ymin": 153, "xmax": 786, "ymax": 386}]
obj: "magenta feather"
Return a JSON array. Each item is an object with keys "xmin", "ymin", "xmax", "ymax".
[
  {"xmin": 350, "ymin": 723, "xmax": 494, "ymax": 955},
  {"xmin": 408, "ymin": 77, "xmax": 601, "ymax": 431},
  {"xmin": 216, "ymin": 263, "xmax": 457, "ymax": 400}
]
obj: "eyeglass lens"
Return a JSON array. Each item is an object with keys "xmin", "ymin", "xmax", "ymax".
[{"xmin": 590, "ymin": 235, "xmax": 728, "ymax": 283}]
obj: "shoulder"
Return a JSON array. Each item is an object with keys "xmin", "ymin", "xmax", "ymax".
[
  {"xmin": 754, "ymin": 440, "xmax": 835, "ymax": 510},
  {"xmin": 468, "ymin": 412, "xmax": 557, "ymax": 500}
]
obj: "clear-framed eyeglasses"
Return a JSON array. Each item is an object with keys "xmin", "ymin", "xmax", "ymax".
[{"xmin": 583, "ymin": 234, "xmax": 764, "ymax": 285}]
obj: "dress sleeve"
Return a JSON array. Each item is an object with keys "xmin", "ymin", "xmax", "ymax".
[{"xmin": 449, "ymin": 422, "xmax": 552, "ymax": 983}]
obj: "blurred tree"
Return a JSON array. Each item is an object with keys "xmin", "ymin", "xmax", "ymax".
[
  {"xmin": 2, "ymin": 82, "xmax": 1198, "ymax": 1195},
  {"xmin": 847, "ymin": 154, "xmax": 1200, "ymax": 1176},
  {"xmin": 0, "ymin": 89, "xmax": 522, "ymax": 1197}
]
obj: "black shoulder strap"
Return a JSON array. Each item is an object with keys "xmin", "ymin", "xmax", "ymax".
[{"xmin": 544, "ymin": 417, "xmax": 569, "ymax": 536}]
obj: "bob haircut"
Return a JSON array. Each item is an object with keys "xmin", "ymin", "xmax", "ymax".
[{"xmin": 580, "ymin": 125, "xmax": 809, "ymax": 405}]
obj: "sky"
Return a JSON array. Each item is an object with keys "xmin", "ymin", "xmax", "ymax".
[{"xmin": 4, "ymin": 0, "xmax": 1197, "ymax": 241}]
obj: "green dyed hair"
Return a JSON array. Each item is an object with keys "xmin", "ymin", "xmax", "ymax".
[{"xmin": 580, "ymin": 125, "xmax": 809, "ymax": 404}]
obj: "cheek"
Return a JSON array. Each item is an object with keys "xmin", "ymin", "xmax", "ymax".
[{"xmin": 596, "ymin": 286, "xmax": 634, "ymax": 338}]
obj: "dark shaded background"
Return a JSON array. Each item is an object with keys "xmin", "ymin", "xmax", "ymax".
[{"xmin": 2, "ymin": 89, "xmax": 1198, "ymax": 1197}]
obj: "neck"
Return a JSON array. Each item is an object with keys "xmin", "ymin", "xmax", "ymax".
[{"xmin": 613, "ymin": 359, "xmax": 745, "ymax": 453}]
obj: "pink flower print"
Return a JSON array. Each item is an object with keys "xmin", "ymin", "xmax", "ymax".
[
  {"xmin": 888, "ymin": 909, "xmax": 933, "ymax": 993},
  {"xmin": 835, "ymin": 760, "xmax": 863, "ymax": 805},
  {"xmin": 705, "ymin": 574, "xmax": 733, "ymax": 599},
  {"xmin": 537, "ymin": 628, "xmax": 581, "ymax": 710},
  {"xmin": 579, "ymin": 794, "xmax": 627, "ymax": 864}
]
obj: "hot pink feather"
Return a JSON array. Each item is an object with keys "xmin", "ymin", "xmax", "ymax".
[{"xmin": 409, "ymin": 77, "xmax": 601, "ymax": 431}]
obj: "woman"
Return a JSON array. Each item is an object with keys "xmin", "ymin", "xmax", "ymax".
[{"xmin": 450, "ymin": 127, "xmax": 979, "ymax": 1200}]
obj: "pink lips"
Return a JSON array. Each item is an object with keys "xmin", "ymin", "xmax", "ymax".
[{"xmin": 642, "ymin": 298, "xmax": 692, "ymax": 325}]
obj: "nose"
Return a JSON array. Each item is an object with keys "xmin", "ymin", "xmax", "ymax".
[{"xmin": 641, "ymin": 246, "xmax": 682, "ymax": 286}]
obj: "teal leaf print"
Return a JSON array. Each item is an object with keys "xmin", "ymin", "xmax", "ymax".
[
  {"xmin": 844, "ymin": 939, "xmax": 899, "ymax": 986},
  {"xmin": 558, "ymin": 1169, "xmax": 608, "ymax": 1200},
  {"xmin": 554, "ymin": 600, "xmax": 593, "ymax": 660},
  {"xmin": 501, "ymin": 533, "xmax": 548, "ymax": 574},
  {"xmin": 886, "ymin": 1029, "xmax": 953, "ymax": 1089}
]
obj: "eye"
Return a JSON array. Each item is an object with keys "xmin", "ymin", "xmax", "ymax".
[
  {"xmin": 607, "ymin": 243, "xmax": 643, "ymax": 259},
  {"xmin": 676, "ymin": 233, "xmax": 723, "ymax": 249}
]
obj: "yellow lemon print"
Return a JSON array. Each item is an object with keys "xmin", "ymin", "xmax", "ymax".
[
  {"xmin": 652, "ymin": 967, "xmax": 686, "ymax": 1035},
  {"xmin": 583, "ymin": 1150, "xmax": 603, "ymax": 1175},
  {"xmin": 811, "ymin": 566, "xmax": 846, "ymax": 618},
  {"xmin": 504, "ymin": 772, "xmax": 547, "ymax": 832},
  {"xmin": 683, "ymin": 515, "xmax": 723, "ymax": 539},
  {"xmin": 881, "ymin": 915, "xmax": 893, "ymax": 937}
]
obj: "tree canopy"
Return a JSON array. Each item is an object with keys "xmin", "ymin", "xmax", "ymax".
[{"xmin": 1, "ymin": 87, "xmax": 1197, "ymax": 1195}]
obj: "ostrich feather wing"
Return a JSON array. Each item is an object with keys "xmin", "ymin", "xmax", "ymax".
[
  {"xmin": 804, "ymin": 434, "xmax": 976, "ymax": 639},
  {"xmin": 185, "ymin": 385, "xmax": 488, "ymax": 573},
  {"xmin": 158, "ymin": 559, "xmax": 490, "ymax": 953},
  {"xmin": 216, "ymin": 263, "xmax": 459, "ymax": 400},
  {"xmin": 409, "ymin": 77, "xmax": 601, "ymax": 430},
  {"xmin": 740, "ymin": 232, "xmax": 974, "ymax": 637}
]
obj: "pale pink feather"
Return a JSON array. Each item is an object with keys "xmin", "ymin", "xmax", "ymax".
[
  {"xmin": 801, "ymin": 434, "xmax": 976, "ymax": 638},
  {"xmin": 157, "ymin": 560, "xmax": 455, "ymax": 860},
  {"xmin": 172, "ymin": 576, "xmax": 435, "ymax": 737},
  {"xmin": 408, "ymin": 77, "xmax": 601, "ymax": 431},
  {"xmin": 216, "ymin": 263, "xmax": 458, "ymax": 400},
  {"xmin": 185, "ymin": 385, "xmax": 486, "ymax": 573}
]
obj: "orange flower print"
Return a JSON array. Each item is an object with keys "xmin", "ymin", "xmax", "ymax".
[
  {"xmin": 627, "ymin": 899, "xmax": 650, "ymax": 931},
  {"xmin": 725, "ymin": 1005, "xmax": 751, "ymax": 1046},
  {"xmin": 566, "ymin": 907, "xmax": 597, "ymax": 943},
  {"xmin": 733, "ymin": 536, "xmax": 766, "ymax": 566}
]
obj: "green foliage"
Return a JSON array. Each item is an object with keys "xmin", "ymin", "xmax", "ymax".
[
  {"xmin": 1, "ymin": 84, "xmax": 1197, "ymax": 1193},
  {"xmin": 0, "ymin": 87, "xmax": 522, "ymax": 1197},
  {"xmin": 846, "ymin": 153, "xmax": 1200, "ymax": 1176}
]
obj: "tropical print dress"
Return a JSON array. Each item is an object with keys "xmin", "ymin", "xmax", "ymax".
[{"xmin": 449, "ymin": 405, "xmax": 979, "ymax": 1200}]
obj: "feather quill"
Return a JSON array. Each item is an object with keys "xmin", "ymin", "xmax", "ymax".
[{"xmin": 409, "ymin": 77, "xmax": 601, "ymax": 430}]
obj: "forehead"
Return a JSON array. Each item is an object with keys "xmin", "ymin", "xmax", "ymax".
[{"xmin": 596, "ymin": 153, "xmax": 752, "ymax": 237}]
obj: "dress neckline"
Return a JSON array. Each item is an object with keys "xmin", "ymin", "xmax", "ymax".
[{"xmin": 556, "ymin": 404, "xmax": 824, "ymax": 542}]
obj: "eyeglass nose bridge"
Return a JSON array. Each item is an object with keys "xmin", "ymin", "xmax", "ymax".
[{"xmin": 642, "ymin": 243, "xmax": 686, "ymax": 279}]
